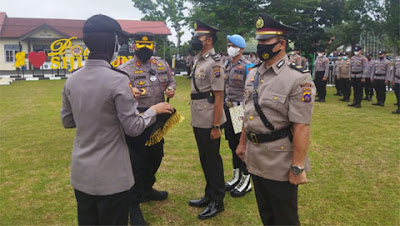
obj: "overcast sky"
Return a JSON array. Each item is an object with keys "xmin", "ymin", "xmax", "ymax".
[{"xmin": 1, "ymin": 0, "xmax": 192, "ymax": 45}]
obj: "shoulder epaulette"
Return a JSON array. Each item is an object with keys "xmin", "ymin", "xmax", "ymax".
[
  {"xmin": 289, "ymin": 63, "xmax": 309, "ymax": 73},
  {"xmin": 111, "ymin": 67, "xmax": 130, "ymax": 77},
  {"xmin": 211, "ymin": 53, "xmax": 221, "ymax": 61},
  {"xmin": 253, "ymin": 62, "xmax": 263, "ymax": 68}
]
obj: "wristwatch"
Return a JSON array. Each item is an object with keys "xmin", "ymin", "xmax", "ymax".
[
  {"xmin": 291, "ymin": 165, "xmax": 305, "ymax": 175},
  {"xmin": 212, "ymin": 125, "xmax": 220, "ymax": 130}
]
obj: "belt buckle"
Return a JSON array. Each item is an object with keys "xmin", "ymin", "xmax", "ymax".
[
  {"xmin": 249, "ymin": 133, "xmax": 259, "ymax": 144},
  {"xmin": 227, "ymin": 101, "xmax": 233, "ymax": 108}
]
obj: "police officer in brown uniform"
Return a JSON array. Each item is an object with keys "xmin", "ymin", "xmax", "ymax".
[
  {"xmin": 371, "ymin": 50, "xmax": 391, "ymax": 106},
  {"xmin": 118, "ymin": 32, "xmax": 176, "ymax": 224},
  {"xmin": 289, "ymin": 48, "xmax": 302, "ymax": 66},
  {"xmin": 236, "ymin": 13, "xmax": 315, "ymax": 225},
  {"xmin": 334, "ymin": 52, "xmax": 343, "ymax": 96},
  {"xmin": 223, "ymin": 34, "xmax": 254, "ymax": 197},
  {"xmin": 187, "ymin": 20, "xmax": 226, "ymax": 220},
  {"xmin": 61, "ymin": 15, "xmax": 173, "ymax": 225},
  {"xmin": 313, "ymin": 48, "xmax": 329, "ymax": 102},
  {"xmin": 338, "ymin": 52, "xmax": 351, "ymax": 102},
  {"xmin": 349, "ymin": 45, "xmax": 368, "ymax": 108},
  {"xmin": 391, "ymin": 55, "xmax": 400, "ymax": 114},
  {"xmin": 363, "ymin": 53, "xmax": 375, "ymax": 101}
]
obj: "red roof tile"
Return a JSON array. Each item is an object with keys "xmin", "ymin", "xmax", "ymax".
[{"xmin": 0, "ymin": 12, "xmax": 171, "ymax": 38}]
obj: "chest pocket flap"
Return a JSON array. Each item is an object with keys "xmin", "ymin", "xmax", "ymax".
[{"xmin": 261, "ymin": 92, "xmax": 287, "ymax": 104}]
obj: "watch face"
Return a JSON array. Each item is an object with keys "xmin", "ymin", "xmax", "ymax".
[{"xmin": 291, "ymin": 166, "xmax": 301, "ymax": 175}]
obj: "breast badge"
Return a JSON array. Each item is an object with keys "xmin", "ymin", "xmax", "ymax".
[{"xmin": 138, "ymin": 80, "xmax": 146, "ymax": 86}]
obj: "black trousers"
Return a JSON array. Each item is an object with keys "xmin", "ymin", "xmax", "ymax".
[
  {"xmin": 193, "ymin": 127, "xmax": 225, "ymax": 202},
  {"xmin": 315, "ymin": 71, "xmax": 326, "ymax": 100},
  {"xmin": 334, "ymin": 76, "xmax": 342, "ymax": 94},
  {"xmin": 394, "ymin": 83, "xmax": 400, "ymax": 105},
  {"xmin": 74, "ymin": 189, "xmax": 130, "ymax": 225},
  {"xmin": 224, "ymin": 105, "xmax": 248, "ymax": 174},
  {"xmin": 126, "ymin": 133, "xmax": 164, "ymax": 203},
  {"xmin": 374, "ymin": 79, "xmax": 387, "ymax": 104},
  {"xmin": 363, "ymin": 78, "xmax": 374, "ymax": 98},
  {"xmin": 351, "ymin": 77, "xmax": 363, "ymax": 104},
  {"xmin": 252, "ymin": 175, "xmax": 299, "ymax": 226},
  {"xmin": 342, "ymin": 78, "xmax": 351, "ymax": 100}
]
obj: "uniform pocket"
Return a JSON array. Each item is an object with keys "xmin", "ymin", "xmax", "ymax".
[
  {"xmin": 259, "ymin": 93, "xmax": 287, "ymax": 115},
  {"xmin": 134, "ymin": 80, "xmax": 152, "ymax": 97}
]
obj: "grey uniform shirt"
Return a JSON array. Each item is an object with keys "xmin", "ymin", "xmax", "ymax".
[
  {"xmin": 243, "ymin": 55, "xmax": 316, "ymax": 181},
  {"xmin": 392, "ymin": 56, "xmax": 400, "ymax": 84},
  {"xmin": 364, "ymin": 60, "xmax": 374, "ymax": 79},
  {"xmin": 61, "ymin": 59, "xmax": 156, "ymax": 196},
  {"xmin": 118, "ymin": 56, "xmax": 176, "ymax": 109},
  {"xmin": 313, "ymin": 55, "xmax": 329, "ymax": 78},
  {"xmin": 350, "ymin": 55, "xmax": 368, "ymax": 78},
  {"xmin": 337, "ymin": 59, "xmax": 351, "ymax": 79},
  {"xmin": 190, "ymin": 48, "xmax": 227, "ymax": 128},
  {"xmin": 224, "ymin": 55, "xmax": 252, "ymax": 102},
  {"xmin": 371, "ymin": 58, "xmax": 391, "ymax": 81}
]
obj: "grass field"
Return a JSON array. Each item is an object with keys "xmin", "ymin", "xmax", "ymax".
[{"xmin": 0, "ymin": 77, "xmax": 399, "ymax": 225}]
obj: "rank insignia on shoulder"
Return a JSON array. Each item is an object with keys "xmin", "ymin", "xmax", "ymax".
[
  {"xmin": 211, "ymin": 53, "xmax": 221, "ymax": 61},
  {"xmin": 237, "ymin": 65, "xmax": 243, "ymax": 70},
  {"xmin": 134, "ymin": 70, "xmax": 144, "ymax": 74},
  {"xmin": 157, "ymin": 67, "xmax": 165, "ymax": 70},
  {"xmin": 151, "ymin": 59, "xmax": 157, "ymax": 64},
  {"xmin": 277, "ymin": 60, "xmax": 285, "ymax": 69},
  {"xmin": 290, "ymin": 63, "xmax": 309, "ymax": 73},
  {"xmin": 302, "ymin": 90, "xmax": 312, "ymax": 103},
  {"xmin": 138, "ymin": 80, "xmax": 146, "ymax": 86},
  {"xmin": 136, "ymin": 61, "xmax": 141, "ymax": 67}
]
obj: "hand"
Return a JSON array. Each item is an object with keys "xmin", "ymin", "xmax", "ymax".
[
  {"xmin": 361, "ymin": 78, "xmax": 365, "ymax": 83},
  {"xmin": 210, "ymin": 128, "xmax": 221, "ymax": 140},
  {"xmin": 150, "ymin": 102, "xmax": 174, "ymax": 115},
  {"xmin": 370, "ymin": 79, "xmax": 374, "ymax": 83},
  {"xmin": 165, "ymin": 88, "xmax": 175, "ymax": 98},
  {"xmin": 236, "ymin": 143, "xmax": 246, "ymax": 161},
  {"xmin": 322, "ymin": 77, "xmax": 327, "ymax": 81},
  {"xmin": 132, "ymin": 87, "xmax": 141, "ymax": 100},
  {"xmin": 385, "ymin": 80, "xmax": 388, "ymax": 84},
  {"xmin": 289, "ymin": 170, "xmax": 307, "ymax": 185},
  {"xmin": 336, "ymin": 76, "xmax": 340, "ymax": 80}
]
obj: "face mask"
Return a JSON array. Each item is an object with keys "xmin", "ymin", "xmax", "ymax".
[
  {"xmin": 318, "ymin": 53, "xmax": 324, "ymax": 57},
  {"xmin": 227, "ymin": 47, "xmax": 240, "ymax": 57},
  {"xmin": 379, "ymin": 56, "xmax": 384, "ymax": 60},
  {"xmin": 342, "ymin": 56, "xmax": 348, "ymax": 60},
  {"xmin": 135, "ymin": 47, "xmax": 153, "ymax": 62},
  {"xmin": 354, "ymin": 51, "xmax": 360, "ymax": 55},
  {"xmin": 111, "ymin": 34, "xmax": 121, "ymax": 62},
  {"xmin": 257, "ymin": 42, "xmax": 281, "ymax": 61},
  {"xmin": 191, "ymin": 38, "xmax": 204, "ymax": 51}
]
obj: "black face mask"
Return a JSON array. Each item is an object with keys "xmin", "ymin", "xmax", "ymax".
[
  {"xmin": 191, "ymin": 38, "xmax": 203, "ymax": 51},
  {"xmin": 257, "ymin": 42, "xmax": 281, "ymax": 61},
  {"xmin": 136, "ymin": 48, "xmax": 153, "ymax": 62},
  {"xmin": 379, "ymin": 56, "xmax": 384, "ymax": 60}
]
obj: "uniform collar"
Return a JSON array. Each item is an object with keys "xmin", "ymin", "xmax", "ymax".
[
  {"xmin": 259, "ymin": 54, "xmax": 288, "ymax": 75},
  {"xmin": 84, "ymin": 59, "xmax": 112, "ymax": 68},
  {"xmin": 200, "ymin": 48, "xmax": 216, "ymax": 60}
]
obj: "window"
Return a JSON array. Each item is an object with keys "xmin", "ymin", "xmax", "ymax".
[{"xmin": 4, "ymin": 44, "xmax": 20, "ymax": 63}]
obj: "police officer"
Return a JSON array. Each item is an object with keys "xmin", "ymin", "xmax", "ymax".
[
  {"xmin": 371, "ymin": 50, "xmax": 391, "ymax": 106},
  {"xmin": 118, "ymin": 32, "xmax": 176, "ymax": 221},
  {"xmin": 301, "ymin": 51, "xmax": 308, "ymax": 70},
  {"xmin": 348, "ymin": 46, "xmax": 368, "ymax": 108},
  {"xmin": 391, "ymin": 54, "xmax": 400, "ymax": 114},
  {"xmin": 334, "ymin": 52, "xmax": 343, "ymax": 96},
  {"xmin": 61, "ymin": 14, "xmax": 173, "ymax": 225},
  {"xmin": 313, "ymin": 48, "xmax": 329, "ymax": 102},
  {"xmin": 223, "ymin": 34, "xmax": 254, "ymax": 197},
  {"xmin": 363, "ymin": 53, "xmax": 375, "ymax": 101},
  {"xmin": 338, "ymin": 52, "xmax": 352, "ymax": 102},
  {"xmin": 236, "ymin": 13, "xmax": 315, "ymax": 225},
  {"xmin": 187, "ymin": 19, "xmax": 226, "ymax": 220},
  {"xmin": 289, "ymin": 48, "xmax": 302, "ymax": 66}
]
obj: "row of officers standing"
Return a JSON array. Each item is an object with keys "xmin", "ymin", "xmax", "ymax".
[
  {"xmin": 61, "ymin": 13, "xmax": 316, "ymax": 225},
  {"xmin": 312, "ymin": 46, "xmax": 400, "ymax": 113}
]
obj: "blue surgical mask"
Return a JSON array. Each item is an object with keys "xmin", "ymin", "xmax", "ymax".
[{"xmin": 343, "ymin": 56, "xmax": 348, "ymax": 60}]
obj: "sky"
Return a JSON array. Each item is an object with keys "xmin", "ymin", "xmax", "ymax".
[{"xmin": 1, "ymin": 0, "xmax": 192, "ymax": 45}]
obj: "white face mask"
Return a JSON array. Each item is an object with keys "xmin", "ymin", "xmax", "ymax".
[
  {"xmin": 227, "ymin": 47, "xmax": 240, "ymax": 57},
  {"xmin": 318, "ymin": 53, "xmax": 324, "ymax": 57},
  {"xmin": 111, "ymin": 34, "xmax": 121, "ymax": 62},
  {"xmin": 354, "ymin": 51, "xmax": 360, "ymax": 56}
]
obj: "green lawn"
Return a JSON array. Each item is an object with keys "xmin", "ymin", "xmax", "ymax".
[{"xmin": 0, "ymin": 77, "xmax": 399, "ymax": 225}]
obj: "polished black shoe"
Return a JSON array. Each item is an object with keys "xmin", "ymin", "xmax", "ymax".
[
  {"xmin": 392, "ymin": 109, "xmax": 400, "ymax": 114},
  {"xmin": 348, "ymin": 102, "xmax": 356, "ymax": 107},
  {"xmin": 230, "ymin": 174, "xmax": 252, "ymax": 197},
  {"xmin": 316, "ymin": 99, "xmax": 325, "ymax": 102},
  {"xmin": 334, "ymin": 93, "xmax": 341, "ymax": 96},
  {"xmin": 394, "ymin": 102, "xmax": 399, "ymax": 106},
  {"xmin": 198, "ymin": 201, "xmax": 224, "ymax": 220},
  {"xmin": 354, "ymin": 104, "xmax": 361, "ymax": 108},
  {"xmin": 149, "ymin": 189, "xmax": 168, "ymax": 201},
  {"xmin": 378, "ymin": 103, "xmax": 385, "ymax": 107},
  {"xmin": 189, "ymin": 197, "xmax": 211, "ymax": 208},
  {"xmin": 362, "ymin": 97, "xmax": 368, "ymax": 100},
  {"xmin": 368, "ymin": 98, "xmax": 372, "ymax": 101}
]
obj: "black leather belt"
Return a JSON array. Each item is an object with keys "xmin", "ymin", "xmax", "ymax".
[
  {"xmin": 191, "ymin": 91, "xmax": 215, "ymax": 103},
  {"xmin": 352, "ymin": 71, "xmax": 362, "ymax": 74},
  {"xmin": 247, "ymin": 126, "xmax": 292, "ymax": 144},
  {"xmin": 374, "ymin": 74, "xmax": 386, "ymax": 77}
]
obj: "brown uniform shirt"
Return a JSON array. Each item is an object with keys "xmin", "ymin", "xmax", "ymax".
[
  {"xmin": 350, "ymin": 55, "xmax": 368, "ymax": 78},
  {"xmin": 119, "ymin": 56, "xmax": 176, "ymax": 109},
  {"xmin": 243, "ymin": 55, "xmax": 316, "ymax": 181},
  {"xmin": 289, "ymin": 54, "xmax": 302, "ymax": 66},
  {"xmin": 337, "ymin": 58, "xmax": 351, "ymax": 79},
  {"xmin": 371, "ymin": 58, "xmax": 391, "ymax": 81},
  {"xmin": 190, "ymin": 48, "xmax": 227, "ymax": 128},
  {"xmin": 391, "ymin": 56, "xmax": 400, "ymax": 84}
]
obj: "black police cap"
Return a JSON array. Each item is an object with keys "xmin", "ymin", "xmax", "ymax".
[
  {"xmin": 354, "ymin": 45, "xmax": 363, "ymax": 51},
  {"xmin": 318, "ymin": 48, "xmax": 325, "ymax": 52},
  {"xmin": 133, "ymin": 32, "xmax": 154, "ymax": 42},
  {"xmin": 378, "ymin": 50, "xmax": 386, "ymax": 55},
  {"xmin": 194, "ymin": 19, "xmax": 220, "ymax": 37},
  {"xmin": 83, "ymin": 14, "xmax": 130, "ymax": 37},
  {"xmin": 255, "ymin": 13, "xmax": 296, "ymax": 40}
]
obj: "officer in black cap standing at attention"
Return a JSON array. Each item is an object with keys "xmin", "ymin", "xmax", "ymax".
[
  {"xmin": 313, "ymin": 48, "xmax": 329, "ymax": 102},
  {"xmin": 349, "ymin": 45, "xmax": 368, "ymax": 108},
  {"xmin": 188, "ymin": 19, "xmax": 226, "ymax": 220},
  {"xmin": 61, "ymin": 14, "xmax": 173, "ymax": 225},
  {"xmin": 236, "ymin": 13, "xmax": 315, "ymax": 225},
  {"xmin": 371, "ymin": 50, "xmax": 391, "ymax": 106}
]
